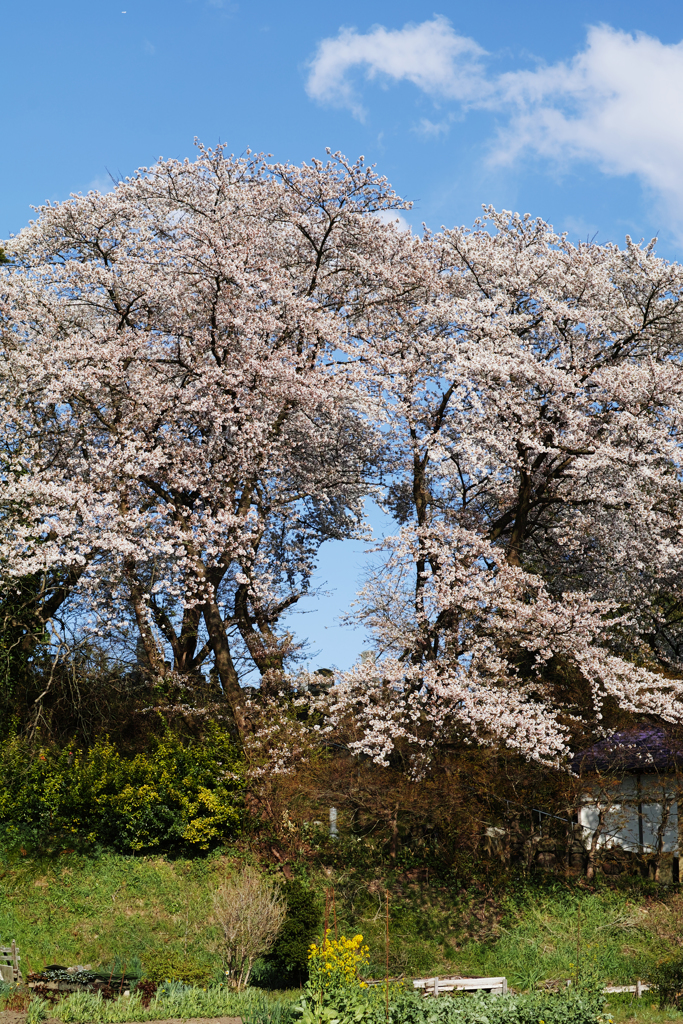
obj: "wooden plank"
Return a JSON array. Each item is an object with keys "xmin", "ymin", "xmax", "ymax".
[
  {"xmin": 27, "ymin": 982, "xmax": 87, "ymax": 993},
  {"xmin": 413, "ymin": 976, "xmax": 507, "ymax": 996},
  {"xmin": 604, "ymin": 984, "xmax": 650, "ymax": 995},
  {"xmin": 413, "ymin": 977, "xmax": 506, "ymax": 988}
]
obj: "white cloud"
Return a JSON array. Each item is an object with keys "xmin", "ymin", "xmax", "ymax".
[
  {"xmin": 307, "ymin": 19, "xmax": 683, "ymax": 224},
  {"xmin": 374, "ymin": 209, "xmax": 412, "ymax": 232},
  {"xmin": 494, "ymin": 26, "xmax": 683, "ymax": 216},
  {"xmin": 86, "ymin": 175, "xmax": 116, "ymax": 194},
  {"xmin": 415, "ymin": 115, "xmax": 455, "ymax": 138},
  {"xmin": 306, "ymin": 16, "xmax": 487, "ymax": 120}
]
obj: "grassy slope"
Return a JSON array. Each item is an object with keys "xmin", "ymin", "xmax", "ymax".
[
  {"xmin": 331, "ymin": 875, "xmax": 682, "ymax": 986},
  {"xmin": 1, "ymin": 852, "xmax": 682, "ymax": 1020},
  {"xmin": 0, "ymin": 851, "xmax": 237, "ymax": 976}
]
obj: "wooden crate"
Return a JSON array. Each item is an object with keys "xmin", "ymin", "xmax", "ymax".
[{"xmin": 0, "ymin": 942, "xmax": 22, "ymax": 984}]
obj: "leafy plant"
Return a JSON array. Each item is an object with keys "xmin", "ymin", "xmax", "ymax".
[
  {"xmin": 3, "ymin": 988, "xmax": 30, "ymax": 1011},
  {"xmin": 52, "ymin": 983, "xmax": 297, "ymax": 1023},
  {"xmin": 142, "ymin": 949, "xmax": 212, "ymax": 986},
  {"xmin": 0, "ymin": 726, "xmax": 243, "ymax": 854},
  {"xmin": 291, "ymin": 985, "xmax": 610, "ymax": 1024},
  {"xmin": 645, "ymin": 955, "xmax": 683, "ymax": 1009},
  {"xmin": 293, "ymin": 932, "xmax": 372, "ymax": 1024},
  {"xmin": 133, "ymin": 981, "xmax": 157, "ymax": 1008},
  {"xmin": 27, "ymin": 996, "xmax": 50, "ymax": 1024}
]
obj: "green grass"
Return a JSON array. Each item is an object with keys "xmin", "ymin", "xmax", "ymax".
[
  {"xmin": 1, "ymin": 850, "xmax": 681, "ymax": 1013},
  {"xmin": 454, "ymin": 886, "xmax": 656, "ymax": 987},
  {"xmin": 0, "ymin": 849, "xmax": 242, "ymax": 975},
  {"xmin": 606, "ymin": 993, "xmax": 683, "ymax": 1024},
  {"xmin": 323, "ymin": 875, "xmax": 681, "ymax": 986}
]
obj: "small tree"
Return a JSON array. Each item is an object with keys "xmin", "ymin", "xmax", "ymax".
[{"xmin": 213, "ymin": 866, "xmax": 286, "ymax": 989}]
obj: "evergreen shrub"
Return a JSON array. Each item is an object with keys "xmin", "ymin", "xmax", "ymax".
[
  {"xmin": 646, "ymin": 954, "xmax": 683, "ymax": 1008},
  {"xmin": 262, "ymin": 878, "xmax": 323, "ymax": 986}
]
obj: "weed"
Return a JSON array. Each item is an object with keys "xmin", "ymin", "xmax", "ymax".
[{"xmin": 27, "ymin": 996, "xmax": 50, "ymax": 1024}]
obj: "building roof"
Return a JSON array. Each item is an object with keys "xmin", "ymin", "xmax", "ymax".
[{"xmin": 573, "ymin": 728, "xmax": 683, "ymax": 775}]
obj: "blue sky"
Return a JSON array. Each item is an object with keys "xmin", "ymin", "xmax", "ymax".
[{"xmin": 4, "ymin": 0, "xmax": 683, "ymax": 670}]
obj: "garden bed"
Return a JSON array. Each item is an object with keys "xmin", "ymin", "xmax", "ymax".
[{"xmin": 0, "ymin": 1016, "xmax": 242, "ymax": 1024}]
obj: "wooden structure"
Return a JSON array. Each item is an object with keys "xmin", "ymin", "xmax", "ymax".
[
  {"xmin": 574, "ymin": 729, "xmax": 683, "ymax": 882},
  {"xmin": 604, "ymin": 983, "xmax": 649, "ymax": 996},
  {"xmin": 0, "ymin": 942, "xmax": 21, "ymax": 985},
  {"xmin": 412, "ymin": 975, "xmax": 649, "ymax": 998},
  {"xmin": 26, "ymin": 980, "xmax": 93, "ymax": 994},
  {"xmin": 413, "ymin": 976, "xmax": 508, "ymax": 997}
]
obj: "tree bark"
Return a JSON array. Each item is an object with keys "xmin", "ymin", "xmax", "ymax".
[
  {"xmin": 124, "ymin": 561, "xmax": 166, "ymax": 678},
  {"xmin": 585, "ymin": 805, "xmax": 607, "ymax": 880},
  {"xmin": 201, "ymin": 598, "xmax": 248, "ymax": 739}
]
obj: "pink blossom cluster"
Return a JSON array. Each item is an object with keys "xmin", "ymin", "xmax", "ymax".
[{"xmin": 3, "ymin": 150, "xmax": 683, "ymax": 769}]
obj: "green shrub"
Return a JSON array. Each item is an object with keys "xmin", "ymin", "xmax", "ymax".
[
  {"xmin": 141, "ymin": 949, "xmax": 212, "ymax": 986},
  {"xmin": 646, "ymin": 954, "xmax": 683, "ymax": 1009},
  {"xmin": 0, "ymin": 726, "xmax": 243, "ymax": 854},
  {"xmin": 264, "ymin": 878, "xmax": 323, "ymax": 985}
]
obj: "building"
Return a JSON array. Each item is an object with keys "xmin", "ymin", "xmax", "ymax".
[{"xmin": 573, "ymin": 728, "xmax": 682, "ymax": 882}]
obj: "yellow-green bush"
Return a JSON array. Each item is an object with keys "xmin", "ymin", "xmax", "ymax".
[{"xmin": 0, "ymin": 727, "xmax": 243, "ymax": 854}]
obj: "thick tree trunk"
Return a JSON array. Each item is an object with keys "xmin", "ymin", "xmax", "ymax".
[
  {"xmin": 201, "ymin": 599, "xmax": 248, "ymax": 739},
  {"xmin": 174, "ymin": 605, "xmax": 203, "ymax": 673},
  {"xmin": 124, "ymin": 561, "xmax": 166, "ymax": 678},
  {"xmin": 506, "ymin": 467, "xmax": 532, "ymax": 567},
  {"xmin": 585, "ymin": 805, "xmax": 607, "ymax": 880},
  {"xmin": 234, "ymin": 583, "xmax": 289, "ymax": 687}
]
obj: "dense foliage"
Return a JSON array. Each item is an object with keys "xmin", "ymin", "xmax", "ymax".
[
  {"xmin": 262, "ymin": 878, "xmax": 324, "ymax": 986},
  {"xmin": 0, "ymin": 728, "xmax": 242, "ymax": 853},
  {"xmin": 644, "ymin": 954, "xmax": 683, "ymax": 1008},
  {"xmin": 141, "ymin": 949, "xmax": 213, "ymax": 987}
]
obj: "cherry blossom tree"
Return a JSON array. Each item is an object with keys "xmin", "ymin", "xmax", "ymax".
[
  {"xmin": 324, "ymin": 208, "xmax": 683, "ymax": 774},
  {"xmin": 0, "ymin": 146, "xmax": 409, "ymax": 735},
  {"xmin": 4, "ymin": 153, "xmax": 683, "ymax": 768}
]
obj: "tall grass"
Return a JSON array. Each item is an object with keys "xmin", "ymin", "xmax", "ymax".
[
  {"xmin": 341, "ymin": 880, "xmax": 677, "ymax": 985},
  {"xmin": 456, "ymin": 888, "xmax": 652, "ymax": 986},
  {"xmin": 606, "ymin": 992, "xmax": 683, "ymax": 1024}
]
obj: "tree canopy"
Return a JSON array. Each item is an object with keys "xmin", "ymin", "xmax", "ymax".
[{"xmin": 2, "ymin": 147, "xmax": 683, "ymax": 769}]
